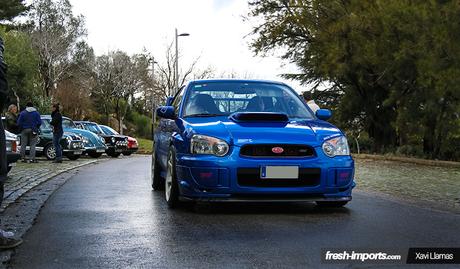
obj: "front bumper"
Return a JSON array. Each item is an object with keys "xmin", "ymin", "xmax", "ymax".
[
  {"xmin": 64, "ymin": 141, "xmax": 85, "ymax": 154},
  {"xmin": 7, "ymin": 152, "xmax": 21, "ymax": 165},
  {"xmin": 174, "ymin": 145, "xmax": 355, "ymax": 201},
  {"xmin": 106, "ymin": 145, "xmax": 128, "ymax": 154}
]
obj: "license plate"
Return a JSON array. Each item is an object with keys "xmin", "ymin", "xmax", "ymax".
[
  {"xmin": 9, "ymin": 163, "xmax": 16, "ymax": 167},
  {"xmin": 260, "ymin": 166, "xmax": 299, "ymax": 179},
  {"xmin": 96, "ymin": 149, "xmax": 105, "ymax": 153},
  {"xmin": 115, "ymin": 149, "xmax": 123, "ymax": 152},
  {"xmin": 74, "ymin": 150, "xmax": 82, "ymax": 154}
]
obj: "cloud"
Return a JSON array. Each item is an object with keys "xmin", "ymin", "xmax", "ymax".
[{"xmin": 70, "ymin": 0, "xmax": 307, "ymax": 92}]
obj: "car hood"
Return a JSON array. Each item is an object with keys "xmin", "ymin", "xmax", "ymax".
[
  {"xmin": 183, "ymin": 117, "xmax": 343, "ymax": 147},
  {"xmin": 65, "ymin": 128, "xmax": 105, "ymax": 146}
]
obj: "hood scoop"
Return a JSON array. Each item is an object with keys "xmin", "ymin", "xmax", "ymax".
[{"xmin": 229, "ymin": 112, "xmax": 289, "ymax": 123}]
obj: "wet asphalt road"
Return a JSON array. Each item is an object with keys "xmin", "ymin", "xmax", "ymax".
[{"xmin": 11, "ymin": 156, "xmax": 460, "ymax": 268}]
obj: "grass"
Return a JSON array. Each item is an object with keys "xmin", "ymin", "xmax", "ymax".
[
  {"xmin": 137, "ymin": 138, "xmax": 153, "ymax": 154},
  {"xmin": 355, "ymin": 158, "xmax": 460, "ymax": 210}
]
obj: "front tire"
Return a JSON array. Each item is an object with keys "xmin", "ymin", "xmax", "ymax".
[
  {"xmin": 44, "ymin": 144, "xmax": 56, "ymax": 160},
  {"xmin": 165, "ymin": 147, "xmax": 180, "ymax": 208},
  {"xmin": 316, "ymin": 201, "xmax": 348, "ymax": 207}
]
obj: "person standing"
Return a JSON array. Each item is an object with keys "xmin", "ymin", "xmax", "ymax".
[
  {"xmin": 17, "ymin": 102, "xmax": 41, "ymax": 163},
  {"xmin": 50, "ymin": 103, "xmax": 63, "ymax": 163},
  {"xmin": 5, "ymin": 104, "xmax": 20, "ymax": 134},
  {"xmin": 0, "ymin": 36, "xmax": 23, "ymax": 248}
]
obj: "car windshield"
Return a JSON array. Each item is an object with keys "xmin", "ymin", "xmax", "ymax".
[
  {"xmin": 182, "ymin": 82, "xmax": 313, "ymax": 119},
  {"xmin": 83, "ymin": 123, "xmax": 103, "ymax": 134},
  {"xmin": 62, "ymin": 118, "xmax": 76, "ymax": 129},
  {"xmin": 100, "ymin": 125, "xmax": 118, "ymax": 135},
  {"xmin": 40, "ymin": 119, "xmax": 52, "ymax": 131}
]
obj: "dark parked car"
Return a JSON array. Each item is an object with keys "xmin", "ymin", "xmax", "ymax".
[
  {"xmin": 75, "ymin": 121, "xmax": 128, "ymax": 158},
  {"xmin": 5, "ymin": 129, "xmax": 20, "ymax": 173},
  {"xmin": 46, "ymin": 116, "xmax": 107, "ymax": 158},
  {"xmin": 35, "ymin": 118, "xmax": 85, "ymax": 160},
  {"xmin": 2, "ymin": 116, "xmax": 84, "ymax": 160},
  {"xmin": 99, "ymin": 125, "xmax": 138, "ymax": 156}
]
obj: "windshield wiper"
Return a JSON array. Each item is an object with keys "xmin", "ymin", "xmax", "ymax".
[{"xmin": 184, "ymin": 113, "xmax": 225, "ymax": 118}]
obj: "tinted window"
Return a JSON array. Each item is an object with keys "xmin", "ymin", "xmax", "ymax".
[
  {"xmin": 183, "ymin": 82, "xmax": 313, "ymax": 119},
  {"xmin": 100, "ymin": 125, "xmax": 118, "ymax": 135},
  {"xmin": 83, "ymin": 123, "xmax": 103, "ymax": 134},
  {"xmin": 62, "ymin": 118, "xmax": 76, "ymax": 128}
]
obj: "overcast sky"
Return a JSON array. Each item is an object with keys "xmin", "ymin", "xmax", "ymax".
[{"xmin": 69, "ymin": 0, "xmax": 307, "ymax": 92}]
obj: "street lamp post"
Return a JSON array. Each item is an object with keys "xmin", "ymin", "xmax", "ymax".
[{"xmin": 175, "ymin": 28, "xmax": 190, "ymax": 94}]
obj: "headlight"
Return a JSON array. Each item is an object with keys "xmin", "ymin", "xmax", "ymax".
[
  {"xmin": 66, "ymin": 136, "xmax": 72, "ymax": 144},
  {"xmin": 322, "ymin": 136, "xmax": 350, "ymax": 157},
  {"xmin": 111, "ymin": 137, "xmax": 116, "ymax": 143},
  {"xmin": 190, "ymin": 135, "xmax": 229, "ymax": 157},
  {"xmin": 82, "ymin": 136, "xmax": 89, "ymax": 144},
  {"xmin": 100, "ymin": 136, "xmax": 105, "ymax": 143},
  {"xmin": 6, "ymin": 141, "xmax": 12, "ymax": 152}
]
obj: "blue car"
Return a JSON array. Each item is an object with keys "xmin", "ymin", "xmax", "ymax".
[
  {"xmin": 42, "ymin": 116, "xmax": 107, "ymax": 158},
  {"xmin": 152, "ymin": 79, "xmax": 355, "ymax": 208}
]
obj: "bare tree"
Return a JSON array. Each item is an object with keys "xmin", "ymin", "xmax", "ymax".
[{"xmin": 28, "ymin": 0, "xmax": 86, "ymax": 97}]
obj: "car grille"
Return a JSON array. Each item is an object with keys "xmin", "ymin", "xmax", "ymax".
[
  {"xmin": 240, "ymin": 144, "xmax": 315, "ymax": 157},
  {"xmin": 237, "ymin": 168, "xmax": 321, "ymax": 187}
]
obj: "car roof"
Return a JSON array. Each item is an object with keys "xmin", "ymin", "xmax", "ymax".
[
  {"xmin": 74, "ymin": 121, "xmax": 95, "ymax": 124},
  {"xmin": 187, "ymin": 79, "xmax": 288, "ymax": 86},
  {"xmin": 41, "ymin": 115, "xmax": 71, "ymax": 120}
]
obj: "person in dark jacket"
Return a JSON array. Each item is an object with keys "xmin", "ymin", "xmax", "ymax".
[
  {"xmin": 17, "ymin": 102, "xmax": 41, "ymax": 163},
  {"xmin": 5, "ymin": 104, "xmax": 19, "ymax": 134},
  {"xmin": 0, "ymin": 36, "xmax": 23, "ymax": 249},
  {"xmin": 50, "ymin": 103, "xmax": 63, "ymax": 163}
]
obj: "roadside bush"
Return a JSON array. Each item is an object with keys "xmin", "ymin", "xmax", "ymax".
[
  {"xmin": 347, "ymin": 133, "xmax": 374, "ymax": 154},
  {"xmin": 396, "ymin": 145, "xmax": 425, "ymax": 158},
  {"xmin": 130, "ymin": 111, "xmax": 151, "ymax": 139}
]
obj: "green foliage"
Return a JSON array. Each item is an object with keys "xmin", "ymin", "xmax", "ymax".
[
  {"xmin": 127, "ymin": 110, "xmax": 151, "ymax": 139},
  {"xmin": 0, "ymin": 0, "xmax": 28, "ymax": 21},
  {"xmin": 249, "ymin": 0, "xmax": 460, "ymax": 160},
  {"xmin": 0, "ymin": 26, "xmax": 40, "ymax": 108}
]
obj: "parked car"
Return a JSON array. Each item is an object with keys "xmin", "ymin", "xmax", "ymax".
[
  {"xmin": 152, "ymin": 79, "xmax": 355, "ymax": 208},
  {"xmin": 41, "ymin": 116, "xmax": 107, "ymax": 158},
  {"xmin": 2, "ymin": 116, "xmax": 85, "ymax": 160},
  {"xmin": 74, "ymin": 121, "xmax": 128, "ymax": 158},
  {"xmin": 5, "ymin": 130, "xmax": 20, "ymax": 173},
  {"xmin": 99, "ymin": 125, "xmax": 138, "ymax": 156}
]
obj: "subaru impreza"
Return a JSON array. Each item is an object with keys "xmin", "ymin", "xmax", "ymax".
[{"xmin": 152, "ymin": 80, "xmax": 355, "ymax": 208}]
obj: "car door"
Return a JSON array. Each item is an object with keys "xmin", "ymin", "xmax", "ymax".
[{"xmin": 156, "ymin": 87, "xmax": 186, "ymax": 167}]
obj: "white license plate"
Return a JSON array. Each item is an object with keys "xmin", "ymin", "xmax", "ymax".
[
  {"xmin": 115, "ymin": 149, "xmax": 123, "ymax": 152},
  {"xmin": 96, "ymin": 149, "xmax": 105, "ymax": 153},
  {"xmin": 9, "ymin": 163, "xmax": 16, "ymax": 167},
  {"xmin": 260, "ymin": 166, "xmax": 299, "ymax": 179},
  {"xmin": 74, "ymin": 150, "xmax": 82, "ymax": 154}
]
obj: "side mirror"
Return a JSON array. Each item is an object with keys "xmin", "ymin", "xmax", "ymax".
[
  {"xmin": 156, "ymin": 106, "xmax": 176, "ymax": 119},
  {"xmin": 316, "ymin": 109, "xmax": 332, "ymax": 121},
  {"xmin": 165, "ymin": 96, "xmax": 174, "ymax": 106}
]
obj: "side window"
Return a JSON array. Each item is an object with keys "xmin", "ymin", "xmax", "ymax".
[{"xmin": 172, "ymin": 87, "xmax": 186, "ymax": 115}]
